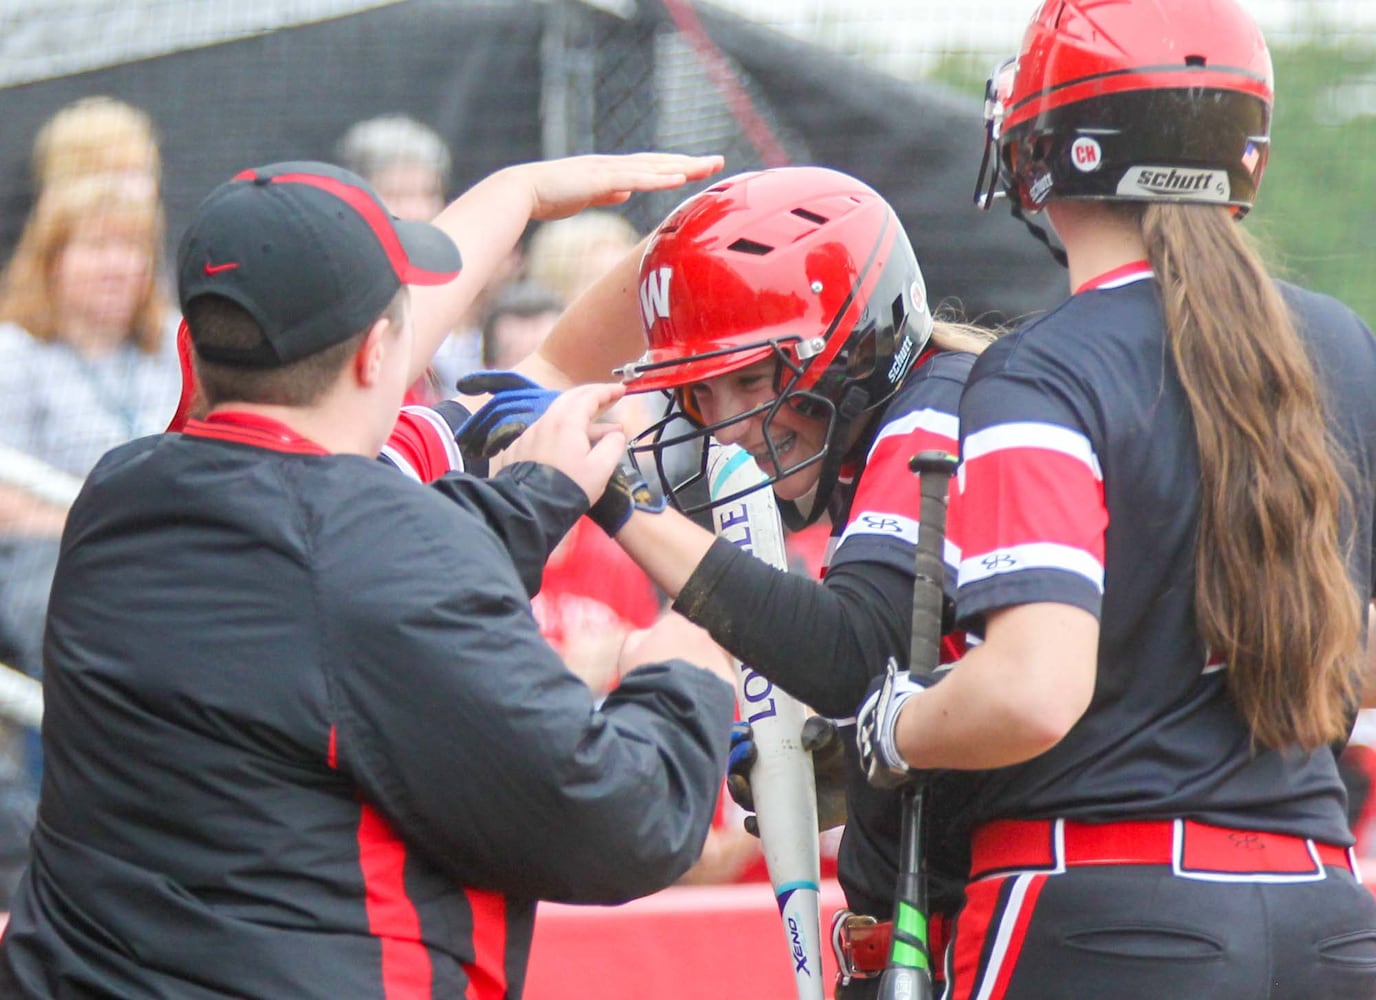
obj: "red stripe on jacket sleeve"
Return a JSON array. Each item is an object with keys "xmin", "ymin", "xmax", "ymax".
[
  {"xmin": 357, "ymin": 805, "xmax": 434, "ymax": 999},
  {"xmin": 462, "ymin": 888, "xmax": 508, "ymax": 1000}
]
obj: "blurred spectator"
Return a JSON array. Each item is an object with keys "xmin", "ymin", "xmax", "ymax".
[
  {"xmin": 335, "ymin": 113, "xmax": 510, "ymax": 394},
  {"xmin": 335, "ymin": 113, "xmax": 449, "ymax": 223},
  {"xmin": 0, "ymin": 176, "xmax": 179, "ymax": 683},
  {"xmin": 525, "ymin": 210, "xmax": 640, "ymax": 305},
  {"xmin": 477, "ymin": 278, "xmax": 666, "ymax": 694},
  {"xmin": 0, "ymin": 174, "xmax": 179, "ymax": 526},
  {"xmin": 30, "ymin": 95, "xmax": 162, "ymax": 201},
  {"xmin": 479, "ymin": 280, "xmax": 565, "ymax": 371}
]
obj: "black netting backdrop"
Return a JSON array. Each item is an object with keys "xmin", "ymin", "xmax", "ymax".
[{"xmin": 0, "ymin": 0, "xmax": 1372, "ymax": 638}]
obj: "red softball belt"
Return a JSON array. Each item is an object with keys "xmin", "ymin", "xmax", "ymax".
[
  {"xmin": 834, "ymin": 910, "xmax": 950, "ymax": 978},
  {"xmin": 968, "ymin": 817, "xmax": 1357, "ymax": 882}
]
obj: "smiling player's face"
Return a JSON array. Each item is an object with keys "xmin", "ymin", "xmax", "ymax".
[{"xmin": 685, "ymin": 357, "xmax": 829, "ymax": 502}]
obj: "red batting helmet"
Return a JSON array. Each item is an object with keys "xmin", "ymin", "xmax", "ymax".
[
  {"xmin": 975, "ymin": 0, "xmax": 1274, "ymax": 217},
  {"xmin": 616, "ymin": 166, "xmax": 933, "ymax": 522}
]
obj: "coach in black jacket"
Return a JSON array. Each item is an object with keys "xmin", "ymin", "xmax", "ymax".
[{"xmin": 0, "ymin": 162, "xmax": 735, "ymax": 999}]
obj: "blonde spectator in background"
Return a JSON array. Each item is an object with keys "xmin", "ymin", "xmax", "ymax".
[
  {"xmin": 525, "ymin": 209, "xmax": 640, "ymax": 305},
  {"xmin": 0, "ymin": 175, "xmax": 180, "ymax": 681},
  {"xmin": 30, "ymin": 95, "xmax": 162, "ymax": 200},
  {"xmin": 525, "ymin": 210, "xmax": 657, "ymax": 440},
  {"xmin": 0, "ymin": 176, "xmax": 178, "ymax": 500}
]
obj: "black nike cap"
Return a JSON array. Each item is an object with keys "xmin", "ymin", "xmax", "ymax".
[{"xmin": 177, "ymin": 160, "xmax": 462, "ymax": 368}]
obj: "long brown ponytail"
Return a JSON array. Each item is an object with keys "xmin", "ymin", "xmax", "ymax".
[{"xmin": 1140, "ymin": 203, "xmax": 1361, "ymax": 751}]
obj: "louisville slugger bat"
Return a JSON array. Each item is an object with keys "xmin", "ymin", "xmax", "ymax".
[
  {"xmin": 878, "ymin": 450, "xmax": 959, "ymax": 1000},
  {"xmin": 707, "ymin": 441, "xmax": 825, "ymax": 1000}
]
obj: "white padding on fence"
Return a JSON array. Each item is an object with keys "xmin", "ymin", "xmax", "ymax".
[
  {"xmin": 0, "ymin": 443, "xmax": 82, "ymax": 509},
  {"xmin": 0, "ymin": 662, "xmax": 42, "ymax": 731}
]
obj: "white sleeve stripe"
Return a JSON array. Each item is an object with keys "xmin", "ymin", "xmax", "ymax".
[
  {"xmin": 868, "ymin": 407, "xmax": 959, "ymax": 460},
  {"xmin": 959, "ymin": 541, "xmax": 1104, "ymax": 591},
  {"xmin": 962, "ymin": 422, "xmax": 1102, "ymax": 480},
  {"xmin": 838, "ymin": 511, "xmax": 919, "ymax": 547},
  {"xmin": 379, "ymin": 445, "xmax": 423, "ymax": 482},
  {"xmin": 401, "ymin": 404, "xmax": 464, "ymax": 472}
]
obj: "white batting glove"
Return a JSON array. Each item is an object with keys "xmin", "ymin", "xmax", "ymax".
[{"xmin": 856, "ymin": 657, "xmax": 930, "ymax": 790}]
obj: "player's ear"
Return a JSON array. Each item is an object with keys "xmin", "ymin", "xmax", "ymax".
[{"xmin": 353, "ymin": 315, "xmax": 393, "ymax": 387}]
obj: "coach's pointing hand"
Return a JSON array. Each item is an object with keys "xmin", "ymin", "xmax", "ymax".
[{"xmin": 499, "ymin": 382, "xmax": 627, "ymax": 505}]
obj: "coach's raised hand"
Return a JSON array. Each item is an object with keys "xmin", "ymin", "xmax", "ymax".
[
  {"xmin": 518, "ymin": 152, "xmax": 725, "ymax": 220},
  {"xmin": 410, "ymin": 152, "xmax": 723, "ymax": 388}
]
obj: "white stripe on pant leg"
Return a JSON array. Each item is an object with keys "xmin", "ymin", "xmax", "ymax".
[{"xmin": 973, "ymin": 873, "xmax": 1038, "ymax": 1000}]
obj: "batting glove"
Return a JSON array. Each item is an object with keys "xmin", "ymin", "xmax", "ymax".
[
  {"xmin": 587, "ymin": 452, "xmax": 666, "ymax": 536},
  {"xmin": 454, "ymin": 370, "xmax": 558, "ymax": 464},
  {"xmin": 856, "ymin": 657, "xmax": 930, "ymax": 790},
  {"xmin": 726, "ymin": 715, "xmax": 849, "ymax": 835}
]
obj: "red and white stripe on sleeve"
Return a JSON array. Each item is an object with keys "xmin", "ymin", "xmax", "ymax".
[
  {"xmin": 952, "ymin": 420, "xmax": 1107, "ymax": 593},
  {"xmin": 837, "ymin": 406, "xmax": 960, "ymax": 549},
  {"xmin": 380, "ymin": 405, "xmax": 464, "ymax": 485}
]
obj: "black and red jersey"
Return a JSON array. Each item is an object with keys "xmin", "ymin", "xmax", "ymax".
[
  {"xmin": 947, "ymin": 265, "xmax": 1376, "ymax": 844},
  {"xmin": 0, "ymin": 411, "xmax": 734, "ymax": 999},
  {"xmin": 672, "ymin": 348, "xmax": 976, "ymax": 918}
]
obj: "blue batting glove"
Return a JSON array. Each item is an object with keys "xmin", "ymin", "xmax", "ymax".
[
  {"xmin": 454, "ymin": 370, "xmax": 558, "ymax": 463},
  {"xmin": 726, "ymin": 716, "xmax": 849, "ymax": 835},
  {"xmin": 726, "ymin": 720, "xmax": 758, "ymax": 817},
  {"xmin": 856, "ymin": 657, "xmax": 931, "ymax": 790}
]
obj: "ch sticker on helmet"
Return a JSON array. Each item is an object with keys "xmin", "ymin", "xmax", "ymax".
[{"xmin": 1070, "ymin": 137, "xmax": 1102, "ymax": 173}]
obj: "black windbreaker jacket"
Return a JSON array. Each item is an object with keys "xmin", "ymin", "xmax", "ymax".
[{"xmin": 0, "ymin": 423, "xmax": 734, "ymax": 999}]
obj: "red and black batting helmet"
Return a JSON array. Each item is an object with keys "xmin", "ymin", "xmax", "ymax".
[
  {"xmin": 616, "ymin": 166, "xmax": 933, "ymax": 523},
  {"xmin": 975, "ymin": 0, "xmax": 1274, "ymax": 217}
]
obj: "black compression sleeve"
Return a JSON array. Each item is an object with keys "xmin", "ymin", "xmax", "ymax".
[{"xmin": 672, "ymin": 536, "xmax": 911, "ymax": 718}]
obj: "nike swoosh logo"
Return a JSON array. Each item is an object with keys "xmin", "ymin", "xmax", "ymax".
[{"xmin": 204, "ymin": 260, "xmax": 239, "ymax": 276}]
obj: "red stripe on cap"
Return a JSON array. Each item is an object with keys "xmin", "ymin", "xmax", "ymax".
[
  {"xmin": 462, "ymin": 888, "xmax": 508, "ymax": 1000},
  {"xmin": 358, "ymin": 804, "xmax": 434, "ymax": 999},
  {"xmin": 270, "ymin": 171, "xmax": 458, "ymax": 286}
]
